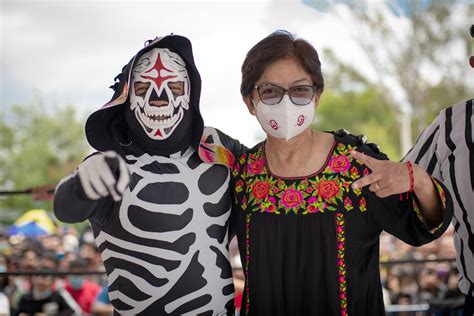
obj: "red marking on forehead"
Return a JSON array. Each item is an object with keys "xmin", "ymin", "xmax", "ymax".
[
  {"xmin": 141, "ymin": 53, "xmax": 178, "ymax": 90},
  {"xmin": 155, "ymin": 129, "xmax": 162, "ymax": 137}
]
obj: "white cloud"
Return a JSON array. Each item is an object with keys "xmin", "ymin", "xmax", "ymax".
[
  {"xmin": 3, "ymin": 0, "xmax": 468, "ymax": 147},
  {"xmin": 1, "ymin": 0, "xmax": 328, "ymax": 146}
]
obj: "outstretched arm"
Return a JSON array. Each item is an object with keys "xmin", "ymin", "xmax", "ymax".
[
  {"xmin": 54, "ymin": 151, "xmax": 129, "ymax": 224},
  {"xmin": 350, "ymin": 150, "xmax": 444, "ymax": 226}
]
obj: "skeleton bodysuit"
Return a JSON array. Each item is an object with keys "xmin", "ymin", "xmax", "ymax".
[{"xmin": 54, "ymin": 35, "xmax": 243, "ymax": 315}]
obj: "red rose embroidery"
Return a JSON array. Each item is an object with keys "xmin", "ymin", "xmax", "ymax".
[
  {"xmin": 318, "ymin": 179, "xmax": 340, "ymax": 200},
  {"xmin": 360, "ymin": 197, "xmax": 367, "ymax": 208},
  {"xmin": 328, "ymin": 155, "xmax": 350, "ymax": 173},
  {"xmin": 235, "ymin": 180, "xmax": 244, "ymax": 192},
  {"xmin": 248, "ymin": 159, "xmax": 265, "ymax": 174},
  {"xmin": 350, "ymin": 166, "xmax": 358, "ymax": 176},
  {"xmin": 363, "ymin": 167, "xmax": 370, "ymax": 176},
  {"xmin": 281, "ymin": 189, "xmax": 303, "ymax": 208},
  {"xmin": 252, "ymin": 181, "xmax": 270, "ymax": 199}
]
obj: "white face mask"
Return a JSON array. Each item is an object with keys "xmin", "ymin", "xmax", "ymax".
[
  {"xmin": 253, "ymin": 95, "xmax": 315, "ymax": 141},
  {"xmin": 33, "ymin": 288, "xmax": 52, "ymax": 300}
]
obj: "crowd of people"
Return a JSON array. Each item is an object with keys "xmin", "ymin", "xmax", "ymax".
[
  {"xmin": 379, "ymin": 226, "xmax": 465, "ymax": 314},
  {"xmin": 0, "ymin": 222, "xmax": 464, "ymax": 316},
  {"xmin": 0, "ymin": 226, "xmax": 113, "ymax": 316}
]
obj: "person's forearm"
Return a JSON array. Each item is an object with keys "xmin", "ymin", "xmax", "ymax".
[
  {"xmin": 412, "ymin": 164, "xmax": 444, "ymax": 226},
  {"xmin": 54, "ymin": 173, "xmax": 100, "ymax": 223}
]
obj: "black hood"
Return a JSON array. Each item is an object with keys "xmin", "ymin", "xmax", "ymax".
[{"xmin": 85, "ymin": 34, "xmax": 204, "ymax": 153}]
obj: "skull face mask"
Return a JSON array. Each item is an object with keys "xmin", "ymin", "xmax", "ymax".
[{"xmin": 129, "ymin": 48, "xmax": 191, "ymax": 140}]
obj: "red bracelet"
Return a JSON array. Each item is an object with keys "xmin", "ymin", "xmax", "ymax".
[
  {"xmin": 400, "ymin": 161, "xmax": 415, "ymax": 201},
  {"xmin": 406, "ymin": 161, "xmax": 415, "ymax": 193}
]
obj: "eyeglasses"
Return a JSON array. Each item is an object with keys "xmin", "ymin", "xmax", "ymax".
[{"xmin": 254, "ymin": 83, "xmax": 316, "ymax": 106}]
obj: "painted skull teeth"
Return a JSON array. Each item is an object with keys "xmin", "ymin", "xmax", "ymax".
[
  {"xmin": 140, "ymin": 107, "xmax": 180, "ymax": 128},
  {"xmin": 150, "ymin": 114, "xmax": 171, "ymax": 121}
]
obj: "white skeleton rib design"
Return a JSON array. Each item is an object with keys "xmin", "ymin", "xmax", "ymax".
[{"xmin": 95, "ymin": 148, "xmax": 234, "ymax": 314}]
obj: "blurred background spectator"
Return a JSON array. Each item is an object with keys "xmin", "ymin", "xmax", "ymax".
[
  {"xmin": 64, "ymin": 259, "xmax": 101, "ymax": 316},
  {"xmin": 15, "ymin": 266, "xmax": 79, "ymax": 316},
  {"xmin": 91, "ymin": 286, "xmax": 114, "ymax": 316}
]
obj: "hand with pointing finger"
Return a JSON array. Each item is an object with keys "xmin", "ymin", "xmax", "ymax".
[{"xmin": 78, "ymin": 151, "xmax": 130, "ymax": 202}]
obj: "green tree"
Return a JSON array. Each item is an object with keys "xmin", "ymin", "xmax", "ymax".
[
  {"xmin": 0, "ymin": 98, "xmax": 89, "ymax": 219},
  {"xmin": 315, "ymin": 87, "xmax": 401, "ymax": 160},
  {"xmin": 316, "ymin": 0, "xmax": 473, "ymax": 155}
]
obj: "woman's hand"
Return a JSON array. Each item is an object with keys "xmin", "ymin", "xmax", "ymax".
[
  {"xmin": 350, "ymin": 150, "xmax": 444, "ymax": 226},
  {"xmin": 349, "ymin": 150, "xmax": 411, "ymax": 198}
]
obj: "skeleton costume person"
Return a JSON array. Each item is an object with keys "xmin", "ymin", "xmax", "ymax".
[{"xmin": 54, "ymin": 35, "xmax": 244, "ymax": 315}]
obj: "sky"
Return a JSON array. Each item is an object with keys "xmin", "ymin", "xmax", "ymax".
[
  {"xmin": 0, "ymin": 0, "xmax": 374, "ymax": 147},
  {"xmin": 0, "ymin": 0, "xmax": 471, "ymax": 147}
]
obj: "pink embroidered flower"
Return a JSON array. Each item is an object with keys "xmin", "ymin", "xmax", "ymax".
[
  {"xmin": 233, "ymin": 163, "xmax": 241, "ymax": 173},
  {"xmin": 235, "ymin": 180, "xmax": 244, "ymax": 192},
  {"xmin": 307, "ymin": 205, "xmax": 317, "ymax": 213},
  {"xmin": 248, "ymin": 159, "xmax": 265, "ymax": 174},
  {"xmin": 350, "ymin": 166, "xmax": 359, "ymax": 177},
  {"xmin": 268, "ymin": 196, "xmax": 277, "ymax": 204},
  {"xmin": 337, "ymin": 226, "xmax": 343, "ymax": 233},
  {"xmin": 318, "ymin": 179, "xmax": 340, "ymax": 200},
  {"xmin": 239, "ymin": 153, "xmax": 247, "ymax": 164},
  {"xmin": 359, "ymin": 197, "xmax": 367, "ymax": 212},
  {"xmin": 267, "ymin": 204, "xmax": 277, "ymax": 213},
  {"xmin": 252, "ymin": 181, "xmax": 270, "ymax": 199},
  {"xmin": 328, "ymin": 155, "xmax": 351, "ymax": 173},
  {"xmin": 307, "ymin": 196, "xmax": 317, "ymax": 205},
  {"xmin": 344, "ymin": 197, "xmax": 353, "ymax": 211},
  {"xmin": 363, "ymin": 167, "xmax": 370, "ymax": 176},
  {"xmin": 281, "ymin": 189, "xmax": 303, "ymax": 208}
]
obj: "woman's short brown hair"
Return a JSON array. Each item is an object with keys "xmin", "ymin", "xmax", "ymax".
[{"xmin": 240, "ymin": 30, "xmax": 324, "ymax": 97}]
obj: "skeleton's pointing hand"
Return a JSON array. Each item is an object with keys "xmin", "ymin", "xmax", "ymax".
[{"xmin": 78, "ymin": 151, "xmax": 130, "ymax": 201}]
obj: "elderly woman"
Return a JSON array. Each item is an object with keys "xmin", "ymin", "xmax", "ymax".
[{"xmin": 231, "ymin": 30, "xmax": 453, "ymax": 316}]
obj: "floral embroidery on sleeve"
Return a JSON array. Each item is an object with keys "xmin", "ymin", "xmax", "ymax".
[{"xmin": 411, "ymin": 177, "xmax": 448, "ymax": 234}]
